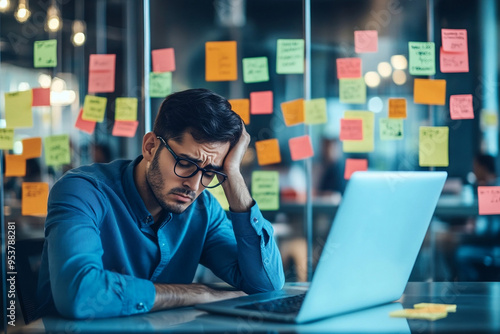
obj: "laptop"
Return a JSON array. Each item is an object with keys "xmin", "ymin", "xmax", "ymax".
[{"xmin": 196, "ymin": 171, "xmax": 447, "ymax": 323}]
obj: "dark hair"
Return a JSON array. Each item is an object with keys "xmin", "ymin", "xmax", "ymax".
[
  {"xmin": 475, "ymin": 153, "xmax": 497, "ymax": 175},
  {"xmin": 153, "ymin": 88, "xmax": 243, "ymax": 148}
]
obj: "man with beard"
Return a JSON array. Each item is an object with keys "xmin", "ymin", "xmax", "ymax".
[{"xmin": 37, "ymin": 88, "xmax": 285, "ymax": 319}]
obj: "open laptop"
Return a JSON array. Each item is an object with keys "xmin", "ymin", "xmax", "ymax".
[{"xmin": 196, "ymin": 171, "xmax": 447, "ymax": 323}]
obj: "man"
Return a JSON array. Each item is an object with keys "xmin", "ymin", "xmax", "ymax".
[{"xmin": 37, "ymin": 88, "xmax": 285, "ymax": 319}]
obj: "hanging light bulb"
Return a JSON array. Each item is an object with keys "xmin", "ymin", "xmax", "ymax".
[
  {"xmin": 14, "ymin": 0, "xmax": 31, "ymax": 23},
  {"xmin": 0, "ymin": 0, "xmax": 10, "ymax": 13},
  {"xmin": 45, "ymin": 3, "xmax": 62, "ymax": 32},
  {"xmin": 71, "ymin": 20, "xmax": 86, "ymax": 46}
]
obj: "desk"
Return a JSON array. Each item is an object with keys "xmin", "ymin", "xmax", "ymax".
[{"xmin": 12, "ymin": 282, "xmax": 500, "ymax": 333}]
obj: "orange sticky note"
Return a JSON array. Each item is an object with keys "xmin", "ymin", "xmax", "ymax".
[
  {"xmin": 440, "ymin": 47, "xmax": 468, "ymax": 73},
  {"xmin": 21, "ymin": 137, "xmax": 42, "ymax": 159},
  {"xmin": 414, "ymin": 79, "xmax": 446, "ymax": 105},
  {"xmin": 32, "ymin": 87, "xmax": 50, "ymax": 107},
  {"xmin": 5, "ymin": 154, "xmax": 26, "ymax": 177},
  {"xmin": 389, "ymin": 98, "xmax": 407, "ymax": 118},
  {"xmin": 75, "ymin": 108, "xmax": 96, "ymax": 134},
  {"xmin": 112, "ymin": 120, "xmax": 139, "ymax": 137},
  {"xmin": 255, "ymin": 139, "xmax": 281, "ymax": 166},
  {"xmin": 336, "ymin": 58, "xmax": 362, "ymax": 79},
  {"xmin": 441, "ymin": 29, "xmax": 467, "ymax": 52},
  {"xmin": 344, "ymin": 158, "xmax": 368, "ymax": 179},
  {"xmin": 228, "ymin": 99, "xmax": 250, "ymax": 125},
  {"xmin": 250, "ymin": 91, "xmax": 273, "ymax": 115},
  {"xmin": 152, "ymin": 48, "xmax": 176, "ymax": 73},
  {"xmin": 354, "ymin": 30, "xmax": 378, "ymax": 53},
  {"xmin": 289, "ymin": 135, "xmax": 314, "ymax": 161},
  {"xmin": 281, "ymin": 98, "xmax": 304, "ymax": 126},
  {"xmin": 88, "ymin": 54, "xmax": 116, "ymax": 93},
  {"xmin": 450, "ymin": 94, "xmax": 473, "ymax": 120},
  {"xmin": 477, "ymin": 186, "xmax": 500, "ymax": 215},
  {"xmin": 22, "ymin": 182, "xmax": 49, "ymax": 216},
  {"xmin": 340, "ymin": 119, "xmax": 363, "ymax": 140},
  {"xmin": 205, "ymin": 41, "xmax": 237, "ymax": 81}
]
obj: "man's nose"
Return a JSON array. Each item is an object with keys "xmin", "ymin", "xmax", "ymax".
[{"xmin": 182, "ymin": 171, "xmax": 202, "ymax": 191}]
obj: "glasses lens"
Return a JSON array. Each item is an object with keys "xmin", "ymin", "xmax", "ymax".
[
  {"xmin": 174, "ymin": 159, "xmax": 199, "ymax": 177},
  {"xmin": 202, "ymin": 171, "xmax": 227, "ymax": 188}
]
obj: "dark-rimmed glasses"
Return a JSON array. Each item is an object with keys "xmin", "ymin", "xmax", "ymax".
[{"xmin": 156, "ymin": 136, "xmax": 227, "ymax": 188}]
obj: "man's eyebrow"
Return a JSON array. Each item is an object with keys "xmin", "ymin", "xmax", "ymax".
[{"xmin": 178, "ymin": 154, "xmax": 223, "ymax": 171}]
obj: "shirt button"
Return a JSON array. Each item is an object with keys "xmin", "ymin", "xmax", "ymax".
[
  {"xmin": 253, "ymin": 218, "xmax": 258, "ymax": 224},
  {"xmin": 136, "ymin": 302, "xmax": 145, "ymax": 310}
]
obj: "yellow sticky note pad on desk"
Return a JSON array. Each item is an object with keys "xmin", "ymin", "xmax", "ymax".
[
  {"xmin": 419, "ymin": 126, "xmax": 449, "ymax": 167},
  {"xmin": 252, "ymin": 171, "xmax": 279, "ymax": 211},
  {"xmin": 414, "ymin": 303, "xmax": 456, "ymax": 312},
  {"xmin": 389, "ymin": 308, "xmax": 448, "ymax": 321},
  {"xmin": 342, "ymin": 111, "xmax": 374, "ymax": 152},
  {"xmin": 205, "ymin": 41, "xmax": 238, "ymax": 81},
  {"xmin": 5, "ymin": 90, "xmax": 33, "ymax": 128},
  {"xmin": 22, "ymin": 182, "xmax": 49, "ymax": 216}
]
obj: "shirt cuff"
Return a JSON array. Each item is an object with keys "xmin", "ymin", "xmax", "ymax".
[
  {"xmin": 122, "ymin": 277, "xmax": 156, "ymax": 315},
  {"xmin": 230, "ymin": 200, "xmax": 265, "ymax": 237}
]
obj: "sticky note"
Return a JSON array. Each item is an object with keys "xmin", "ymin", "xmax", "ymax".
[
  {"xmin": 5, "ymin": 90, "xmax": 33, "ymax": 128},
  {"xmin": 344, "ymin": 159, "xmax": 368, "ymax": 179},
  {"xmin": 414, "ymin": 303, "xmax": 457, "ymax": 313},
  {"xmin": 440, "ymin": 47, "xmax": 469, "ymax": 73},
  {"xmin": 34, "ymin": 39, "xmax": 57, "ymax": 68},
  {"xmin": 305, "ymin": 98, "xmax": 327, "ymax": 125},
  {"xmin": 336, "ymin": 58, "xmax": 362, "ymax": 79},
  {"xmin": 342, "ymin": 111, "xmax": 374, "ymax": 152},
  {"xmin": 276, "ymin": 39, "xmax": 304, "ymax": 74},
  {"xmin": 339, "ymin": 78, "xmax": 366, "ymax": 104},
  {"xmin": 205, "ymin": 41, "xmax": 238, "ymax": 81},
  {"xmin": 115, "ymin": 97, "xmax": 138, "ymax": 121},
  {"xmin": 207, "ymin": 178, "xmax": 229, "ymax": 211},
  {"xmin": 32, "ymin": 88, "xmax": 50, "ymax": 107},
  {"xmin": 481, "ymin": 110, "xmax": 498, "ymax": 128},
  {"xmin": 252, "ymin": 171, "xmax": 279, "ymax": 211},
  {"xmin": 250, "ymin": 91, "xmax": 273, "ymax": 115},
  {"xmin": 354, "ymin": 30, "xmax": 378, "ymax": 53},
  {"xmin": 388, "ymin": 98, "xmax": 407, "ymax": 118},
  {"xmin": 477, "ymin": 186, "xmax": 500, "ymax": 215},
  {"xmin": 152, "ymin": 48, "xmax": 176, "ymax": 73},
  {"xmin": 450, "ymin": 94, "xmax": 473, "ymax": 120},
  {"xmin": 243, "ymin": 57, "xmax": 269, "ymax": 83},
  {"xmin": 22, "ymin": 182, "xmax": 49, "ymax": 216},
  {"xmin": 419, "ymin": 126, "xmax": 449, "ymax": 167},
  {"xmin": 289, "ymin": 135, "xmax": 314, "ymax": 161},
  {"xmin": 21, "ymin": 137, "xmax": 42, "ymax": 159},
  {"xmin": 414, "ymin": 79, "xmax": 446, "ymax": 105},
  {"xmin": 149, "ymin": 72, "xmax": 172, "ymax": 98},
  {"xmin": 82, "ymin": 95, "xmax": 107, "ymax": 122},
  {"xmin": 228, "ymin": 99, "xmax": 250, "ymax": 125},
  {"xmin": 112, "ymin": 120, "xmax": 139, "ymax": 137},
  {"xmin": 75, "ymin": 108, "xmax": 96, "ymax": 134},
  {"xmin": 0, "ymin": 129, "xmax": 15, "ymax": 150},
  {"xmin": 340, "ymin": 119, "xmax": 363, "ymax": 140},
  {"xmin": 5, "ymin": 154, "xmax": 26, "ymax": 177},
  {"xmin": 255, "ymin": 139, "xmax": 281, "ymax": 166},
  {"xmin": 281, "ymin": 98, "xmax": 304, "ymax": 126},
  {"xmin": 389, "ymin": 309, "xmax": 447, "ymax": 321},
  {"xmin": 88, "ymin": 54, "xmax": 116, "ymax": 93},
  {"xmin": 44, "ymin": 134, "xmax": 71, "ymax": 167},
  {"xmin": 408, "ymin": 42, "xmax": 436, "ymax": 76},
  {"xmin": 380, "ymin": 118, "xmax": 404, "ymax": 140},
  {"xmin": 441, "ymin": 29, "xmax": 467, "ymax": 52}
]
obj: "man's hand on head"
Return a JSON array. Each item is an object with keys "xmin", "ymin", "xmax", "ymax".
[{"xmin": 221, "ymin": 122, "xmax": 250, "ymax": 178}]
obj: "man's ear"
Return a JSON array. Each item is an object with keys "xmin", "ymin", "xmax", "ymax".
[{"xmin": 142, "ymin": 132, "xmax": 158, "ymax": 162}]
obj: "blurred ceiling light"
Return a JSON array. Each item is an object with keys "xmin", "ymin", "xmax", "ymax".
[
  {"xmin": 51, "ymin": 77, "xmax": 66, "ymax": 92},
  {"xmin": 18, "ymin": 82, "xmax": 30, "ymax": 91},
  {"xmin": 368, "ymin": 97, "xmax": 383, "ymax": 113},
  {"xmin": 377, "ymin": 62, "xmax": 392, "ymax": 78},
  {"xmin": 391, "ymin": 55, "xmax": 408, "ymax": 70},
  {"xmin": 14, "ymin": 0, "xmax": 31, "ymax": 23},
  {"xmin": 38, "ymin": 73, "xmax": 52, "ymax": 88},
  {"xmin": 0, "ymin": 0, "xmax": 10, "ymax": 13},
  {"xmin": 50, "ymin": 90, "xmax": 76, "ymax": 106},
  {"xmin": 364, "ymin": 71, "xmax": 381, "ymax": 88},
  {"xmin": 392, "ymin": 69, "xmax": 407, "ymax": 85},
  {"xmin": 45, "ymin": 3, "xmax": 62, "ymax": 32},
  {"xmin": 71, "ymin": 20, "xmax": 86, "ymax": 46}
]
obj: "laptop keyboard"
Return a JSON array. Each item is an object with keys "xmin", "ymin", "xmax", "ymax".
[{"xmin": 236, "ymin": 293, "xmax": 306, "ymax": 314}]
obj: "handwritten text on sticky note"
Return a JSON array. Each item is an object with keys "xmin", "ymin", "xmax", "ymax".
[
  {"xmin": 88, "ymin": 54, "xmax": 116, "ymax": 93},
  {"xmin": 112, "ymin": 120, "xmax": 139, "ymax": 137},
  {"xmin": 440, "ymin": 47, "xmax": 468, "ymax": 73},
  {"xmin": 34, "ymin": 39, "xmax": 57, "ymax": 68},
  {"xmin": 44, "ymin": 134, "xmax": 71, "ymax": 167},
  {"xmin": 380, "ymin": 118, "xmax": 404, "ymax": 140},
  {"xmin": 205, "ymin": 41, "xmax": 238, "ymax": 81},
  {"xmin": 252, "ymin": 171, "xmax": 279, "ymax": 211},
  {"xmin": 336, "ymin": 58, "xmax": 362, "ymax": 79},
  {"xmin": 255, "ymin": 139, "xmax": 281, "ymax": 166},
  {"xmin": 22, "ymin": 182, "xmax": 49, "ymax": 216},
  {"xmin": 276, "ymin": 39, "xmax": 304, "ymax": 74},
  {"xmin": 342, "ymin": 111, "xmax": 374, "ymax": 153},
  {"xmin": 0, "ymin": 129, "xmax": 14, "ymax": 150},
  {"xmin": 388, "ymin": 98, "xmax": 407, "ymax": 118},
  {"xmin": 115, "ymin": 97, "xmax": 138, "ymax": 121},
  {"xmin": 419, "ymin": 126, "xmax": 449, "ymax": 167},
  {"xmin": 339, "ymin": 78, "xmax": 366, "ymax": 104},
  {"xmin": 149, "ymin": 72, "xmax": 172, "ymax": 98},
  {"xmin": 5, "ymin": 90, "xmax": 33, "ymax": 128},
  {"xmin": 281, "ymin": 98, "xmax": 304, "ymax": 126},
  {"xmin": 441, "ymin": 29, "xmax": 467, "ymax": 52},
  {"xmin": 340, "ymin": 119, "xmax": 363, "ymax": 140},
  {"xmin": 450, "ymin": 94, "xmax": 473, "ymax": 120},
  {"xmin": 82, "ymin": 95, "xmax": 107, "ymax": 122},
  {"xmin": 305, "ymin": 98, "xmax": 327, "ymax": 125},
  {"xmin": 243, "ymin": 57, "xmax": 269, "ymax": 83},
  {"xmin": 409, "ymin": 42, "xmax": 435, "ymax": 76},
  {"xmin": 477, "ymin": 186, "xmax": 500, "ymax": 215}
]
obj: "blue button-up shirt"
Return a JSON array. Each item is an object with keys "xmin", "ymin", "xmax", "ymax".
[{"xmin": 37, "ymin": 157, "xmax": 284, "ymax": 319}]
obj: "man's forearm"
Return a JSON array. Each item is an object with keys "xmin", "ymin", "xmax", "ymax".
[{"xmin": 222, "ymin": 173, "xmax": 253, "ymax": 212}]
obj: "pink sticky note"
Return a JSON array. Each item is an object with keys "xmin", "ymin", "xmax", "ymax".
[
  {"xmin": 152, "ymin": 48, "xmax": 176, "ymax": 73},
  {"xmin": 478, "ymin": 186, "xmax": 500, "ymax": 215},
  {"xmin": 75, "ymin": 108, "xmax": 96, "ymax": 134},
  {"xmin": 340, "ymin": 119, "xmax": 363, "ymax": 140},
  {"xmin": 32, "ymin": 88, "xmax": 50, "ymax": 107},
  {"xmin": 289, "ymin": 135, "xmax": 314, "ymax": 161},
  {"xmin": 344, "ymin": 158, "xmax": 368, "ymax": 179},
  {"xmin": 88, "ymin": 54, "xmax": 116, "ymax": 93},
  {"xmin": 450, "ymin": 94, "xmax": 474, "ymax": 120},
  {"xmin": 336, "ymin": 58, "xmax": 362, "ymax": 79},
  {"xmin": 354, "ymin": 30, "xmax": 378, "ymax": 53},
  {"xmin": 250, "ymin": 91, "xmax": 273, "ymax": 115},
  {"xmin": 440, "ymin": 47, "xmax": 468, "ymax": 73},
  {"xmin": 441, "ymin": 29, "xmax": 467, "ymax": 53},
  {"xmin": 112, "ymin": 120, "xmax": 139, "ymax": 137}
]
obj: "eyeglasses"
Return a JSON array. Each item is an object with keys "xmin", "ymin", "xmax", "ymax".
[{"xmin": 156, "ymin": 136, "xmax": 227, "ymax": 188}]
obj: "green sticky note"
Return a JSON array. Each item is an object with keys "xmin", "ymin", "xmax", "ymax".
[
  {"xmin": 207, "ymin": 178, "xmax": 229, "ymax": 211},
  {"xmin": 409, "ymin": 42, "xmax": 435, "ymax": 76},
  {"xmin": 149, "ymin": 72, "xmax": 172, "ymax": 98},
  {"xmin": 0, "ymin": 129, "xmax": 15, "ymax": 149},
  {"xmin": 419, "ymin": 126, "xmax": 449, "ymax": 167},
  {"xmin": 5, "ymin": 91, "xmax": 33, "ymax": 128},
  {"xmin": 276, "ymin": 39, "xmax": 304, "ymax": 74},
  {"xmin": 82, "ymin": 95, "xmax": 107, "ymax": 122},
  {"xmin": 243, "ymin": 57, "xmax": 269, "ymax": 83},
  {"xmin": 339, "ymin": 78, "xmax": 366, "ymax": 104},
  {"xmin": 343, "ymin": 111, "xmax": 374, "ymax": 152},
  {"xmin": 252, "ymin": 171, "xmax": 279, "ymax": 211},
  {"xmin": 305, "ymin": 98, "xmax": 328, "ymax": 124},
  {"xmin": 44, "ymin": 134, "xmax": 71, "ymax": 167},
  {"xmin": 34, "ymin": 39, "xmax": 57, "ymax": 68},
  {"xmin": 115, "ymin": 97, "xmax": 138, "ymax": 121},
  {"xmin": 380, "ymin": 118, "xmax": 404, "ymax": 140}
]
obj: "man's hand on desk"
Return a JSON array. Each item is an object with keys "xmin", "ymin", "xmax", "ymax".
[{"xmin": 152, "ymin": 283, "xmax": 247, "ymax": 311}]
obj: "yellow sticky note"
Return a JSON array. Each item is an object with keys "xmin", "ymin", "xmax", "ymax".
[
  {"xmin": 0, "ymin": 129, "xmax": 15, "ymax": 150},
  {"xmin": 414, "ymin": 79, "xmax": 446, "ymax": 105},
  {"xmin": 205, "ymin": 41, "xmax": 238, "ymax": 81},
  {"xmin": 414, "ymin": 303, "xmax": 456, "ymax": 313},
  {"xmin": 115, "ymin": 97, "xmax": 138, "ymax": 121},
  {"xmin": 255, "ymin": 139, "xmax": 282, "ymax": 166},
  {"xmin": 339, "ymin": 78, "xmax": 366, "ymax": 104},
  {"xmin": 207, "ymin": 178, "xmax": 229, "ymax": 211},
  {"xmin": 252, "ymin": 171, "xmax": 279, "ymax": 211},
  {"xmin": 281, "ymin": 98, "xmax": 304, "ymax": 126},
  {"xmin": 419, "ymin": 126, "xmax": 449, "ymax": 167},
  {"xmin": 44, "ymin": 134, "xmax": 71, "ymax": 167},
  {"xmin": 5, "ymin": 154, "xmax": 26, "ymax": 177},
  {"xmin": 82, "ymin": 95, "xmax": 107, "ymax": 122},
  {"xmin": 22, "ymin": 182, "xmax": 49, "ymax": 216},
  {"xmin": 389, "ymin": 309, "xmax": 448, "ymax": 321},
  {"xmin": 228, "ymin": 99, "xmax": 250, "ymax": 125},
  {"xmin": 21, "ymin": 137, "xmax": 43, "ymax": 159},
  {"xmin": 305, "ymin": 98, "xmax": 327, "ymax": 125},
  {"xmin": 5, "ymin": 91, "xmax": 33, "ymax": 128},
  {"xmin": 342, "ymin": 111, "xmax": 374, "ymax": 152}
]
